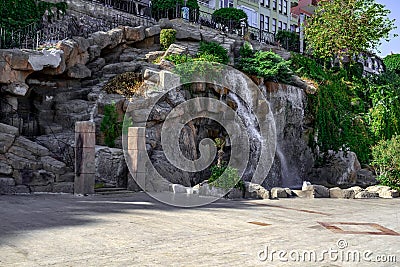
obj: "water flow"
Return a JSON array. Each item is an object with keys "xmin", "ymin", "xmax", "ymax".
[
  {"xmin": 89, "ymin": 91, "xmax": 106, "ymax": 122},
  {"xmin": 276, "ymin": 145, "xmax": 301, "ymax": 188}
]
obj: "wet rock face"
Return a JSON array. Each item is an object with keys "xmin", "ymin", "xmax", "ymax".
[{"xmin": 262, "ymin": 83, "xmax": 314, "ymax": 189}]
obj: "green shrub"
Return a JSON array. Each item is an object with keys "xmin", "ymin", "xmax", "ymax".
[
  {"xmin": 198, "ymin": 41, "xmax": 229, "ymax": 64},
  {"xmin": 100, "ymin": 103, "xmax": 121, "ymax": 148},
  {"xmin": 276, "ymin": 30, "xmax": 300, "ymax": 52},
  {"xmin": 103, "ymin": 72, "xmax": 144, "ymax": 98},
  {"xmin": 212, "ymin": 8, "xmax": 247, "ymax": 29},
  {"xmin": 160, "ymin": 29, "xmax": 177, "ymax": 50},
  {"xmin": 208, "ymin": 164, "xmax": 244, "ymax": 191},
  {"xmin": 239, "ymin": 41, "xmax": 254, "ymax": 58},
  {"xmin": 0, "ymin": 0, "xmax": 67, "ymax": 28},
  {"xmin": 383, "ymin": 54, "xmax": 400, "ymax": 74},
  {"xmin": 366, "ymin": 71, "xmax": 400, "ymax": 141},
  {"xmin": 236, "ymin": 51, "xmax": 293, "ymax": 83},
  {"xmin": 372, "ymin": 135, "xmax": 400, "ymax": 191},
  {"xmin": 290, "ymin": 53, "xmax": 328, "ymax": 82},
  {"xmin": 164, "ymin": 54, "xmax": 192, "ymax": 65}
]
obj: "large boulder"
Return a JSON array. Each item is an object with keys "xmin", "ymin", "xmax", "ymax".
[
  {"xmin": 164, "ymin": 44, "xmax": 188, "ymax": 57},
  {"xmin": 124, "ymin": 26, "xmax": 146, "ymax": 43},
  {"xmin": 244, "ymin": 182, "xmax": 270, "ymax": 199},
  {"xmin": 95, "ymin": 146, "xmax": 128, "ymax": 187},
  {"xmin": 310, "ymin": 151, "xmax": 361, "ymax": 187}
]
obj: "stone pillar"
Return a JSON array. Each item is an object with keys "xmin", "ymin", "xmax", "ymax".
[
  {"xmin": 74, "ymin": 121, "xmax": 95, "ymax": 195},
  {"xmin": 127, "ymin": 127, "xmax": 146, "ymax": 191}
]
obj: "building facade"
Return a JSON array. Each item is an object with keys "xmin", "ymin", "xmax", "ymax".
[{"xmin": 198, "ymin": 0, "xmax": 299, "ymax": 40}]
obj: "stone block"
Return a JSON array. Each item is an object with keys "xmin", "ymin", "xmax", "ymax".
[
  {"xmin": 53, "ymin": 182, "xmax": 74, "ymax": 193},
  {"xmin": 170, "ymin": 183, "xmax": 187, "ymax": 193},
  {"xmin": 0, "ymin": 161, "xmax": 12, "ymax": 175},
  {"xmin": 125, "ymin": 26, "xmax": 146, "ymax": 42},
  {"xmin": 271, "ymin": 187, "xmax": 288, "ymax": 198},
  {"xmin": 0, "ymin": 123, "xmax": 19, "ymax": 136},
  {"xmin": 329, "ymin": 187, "xmax": 356, "ymax": 199},
  {"xmin": 303, "ymin": 184, "xmax": 330, "ymax": 198},
  {"xmin": 145, "ymin": 25, "xmax": 161, "ymax": 38},
  {"xmin": 292, "ymin": 189, "xmax": 314, "ymax": 198},
  {"xmin": 244, "ymin": 182, "xmax": 270, "ymax": 199},
  {"xmin": 159, "ymin": 70, "xmax": 180, "ymax": 90},
  {"xmin": 41, "ymin": 156, "xmax": 67, "ymax": 175},
  {"xmin": 0, "ymin": 177, "xmax": 16, "ymax": 194},
  {"xmin": 355, "ymin": 191, "xmax": 379, "ymax": 199},
  {"xmin": 14, "ymin": 136, "xmax": 50, "ymax": 157}
]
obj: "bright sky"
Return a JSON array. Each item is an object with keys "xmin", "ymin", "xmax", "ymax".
[{"xmin": 376, "ymin": 0, "xmax": 400, "ymax": 58}]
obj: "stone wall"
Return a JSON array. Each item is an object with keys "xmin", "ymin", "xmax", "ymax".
[{"xmin": 0, "ymin": 123, "xmax": 74, "ymax": 194}]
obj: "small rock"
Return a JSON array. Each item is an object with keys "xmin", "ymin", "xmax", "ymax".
[
  {"xmin": 271, "ymin": 187, "xmax": 288, "ymax": 198},
  {"xmin": 159, "ymin": 18, "xmax": 173, "ymax": 29},
  {"xmin": 304, "ymin": 184, "xmax": 330, "ymax": 198},
  {"xmin": 145, "ymin": 25, "xmax": 161, "ymax": 38},
  {"xmin": 244, "ymin": 182, "xmax": 269, "ymax": 199},
  {"xmin": 329, "ymin": 187, "xmax": 356, "ymax": 199},
  {"xmin": 355, "ymin": 191, "xmax": 379, "ymax": 199},
  {"xmin": 1, "ymin": 82, "xmax": 29, "ymax": 96},
  {"xmin": 164, "ymin": 44, "xmax": 188, "ymax": 57}
]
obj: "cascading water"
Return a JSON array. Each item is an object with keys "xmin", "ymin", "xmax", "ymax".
[{"xmin": 89, "ymin": 91, "xmax": 106, "ymax": 122}]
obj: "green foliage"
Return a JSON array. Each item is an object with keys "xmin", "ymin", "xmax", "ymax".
[
  {"xmin": 290, "ymin": 53, "xmax": 328, "ymax": 81},
  {"xmin": 160, "ymin": 29, "xmax": 177, "ymax": 50},
  {"xmin": 103, "ymin": 72, "xmax": 144, "ymax": 98},
  {"xmin": 305, "ymin": 0, "xmax": 396, "ymax": 64},
  {"xmin": 0, "ymin": 0, "xmax": 67, "ymax": 28},
  {"xmin": 208, "ymin": 164, "xmax": 244, "ymax": 191},
  {"xmin": 236, "ymin": 51, "xmax": 293, "ymax": 83},
  {"xmin": 384, "ymin": 54, "xmax": 400, "ymax": 74},
  {"xmin": 239, "ymin": 41, "xmax": 254, "ymax": 58},
  {"xmin": 100, "ymin": 103, "xmax": 121, "ymax": 148},
  {"xmin": 365, "ymin": 71, "xmax": 400, "ymax": 140},
  {"xmin": 164, "ymin": 54, "xmax": 192, "ymax": 65},
  {"xmin": 212, "ymin": 8, "xmax": 247, "ymax": 29},
  {"xmin": 276, "ymin": 30, "xmax": 300, "ymax": 52},
  {"xmin": 198, "ymin": 41, "xmax": 229, "ymax": 64},
  {"xmin": 371, "ymin": 135, "xmax": 400, "ymax": 191}
]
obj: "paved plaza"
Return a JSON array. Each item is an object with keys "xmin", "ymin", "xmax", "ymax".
[{"xmin": 0, "ymin": 193, "xmax": 399, "ymax": 266}]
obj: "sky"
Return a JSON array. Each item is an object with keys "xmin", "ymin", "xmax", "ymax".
[{"xmin": 376, "ymin": 0, "xmax": 400, "ymax": 57}]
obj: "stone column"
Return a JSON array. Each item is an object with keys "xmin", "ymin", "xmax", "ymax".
[
  {"xmin": 74, "ymin": 121, "xmax": 96, "ymax": 195},
  {"xmin": 127, "ymin": 127, "xmax": 146, "ymax": 191}
]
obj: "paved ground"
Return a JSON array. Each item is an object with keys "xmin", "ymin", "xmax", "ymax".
[{"xmin": 0, "ymin": 192, "xmax": 399, "ymax": 267}]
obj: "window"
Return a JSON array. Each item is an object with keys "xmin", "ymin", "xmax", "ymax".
[
  {"xmin": 266, "ymin": 0, "xmax": 270, "ymax": 7},
  {"xmin": 260, "ymin": 0, "xmax": 264, "ymax": 5},
  {"xmin": 239, "ymin": 6, "xmax": 257, "ymax": 27},
  {"xmin": 283, "ymin": 23, "xmax": 287, "ymax": 30},
  {"xmin": 283, "ymin": 0, "xmax": 287, "ymax": 14},
  {"xmin": 266, "ymin": 16, "xmax": 270, "ymax": 32},
  {"xmin": 272, "ymin": 0, "xmax": 277, "ymax": 10},
  {"xmin": 260, "ymin": 14, "xmax": 264, "ymax": 30},
  {"xmin": 290, "ymin": 24, "xmax": 296, "ymax": 32},
  {"xmin": 278, "ymin": 21, "xmax": 282, "ymax": 31},
  {"xmin": 272, "ymin": 18, "xmax": 277, "ymax": 33},
  {"xmin": 279, "ymin": 0, "xmax": 282, "ymax": 13},
  {"xmin": 220, "ymin": 0, "xmax": 233, "ymax": 8}
]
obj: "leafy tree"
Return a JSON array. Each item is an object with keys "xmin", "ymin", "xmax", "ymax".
[
  {"xmin": 212, "ymin": 8, "xmax": 247, "ymax": 30},
  {"xmin": 305, "ymin": 0, "xmax": 396, "ymax": 65},
  {"xmin": 0, "ymin": 0, "xmax": 67, "ymax": 28},
  {"xmin": 384, "ymin": 54, "xmax": 400, "ymax": 74}
]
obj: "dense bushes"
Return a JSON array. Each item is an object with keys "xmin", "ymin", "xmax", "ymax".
[
  {"xmin": 383, "ymin": 54, "xmax": 400, "ymax": 74},
  {"xmin": 372, "ymin": 135, "xmax": 400, "ymax": 191},
  {"xmin": 198, "ymin": 41, "xmax": 229, "ymax": 64},
  {"xmin": 103, "ymin": 72, "xmax": 144, "ymax": 97},
  {"xmin": 236, "ymin": 50, "xmax": 293, "ymax": 83},
  {"xmin": 276, "ymin": 30, "xmax": 300, "ymax": 52},
  {"xmin": 212, "ymin": 8, "xmax": 247, "ymax": 29},
  {"xmin": 0, "ymin": 0, "xmax": 67, "ymax": 28},
  {"xmin": 208, "ymin": 164, "xmax": 245, "ymax": 191},
  {"xmin": 160, "ymin": 29, "xmax": 177, "ymax": 50},
  {"xmin": 100, "ymin": 103, "xmax": 120, "ymax": 148}
]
